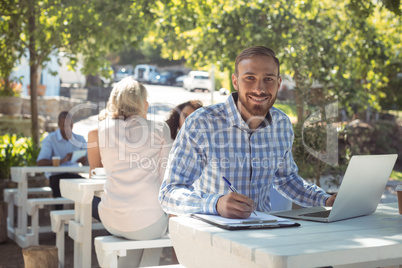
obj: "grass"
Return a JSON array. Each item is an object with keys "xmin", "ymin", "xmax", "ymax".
[
  {"xmin": 391, "ymin": 170, "xmax": 402, "ymax": 181},
  {"xmin": 274, "ymin": 103, "xmax": 297, "ymax": 118}
]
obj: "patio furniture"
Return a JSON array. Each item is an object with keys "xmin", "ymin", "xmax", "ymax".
[
  {"xmin": 169, "ymin": 203, "xmax": 402, "ymax": 268},
  {"xmin": 9, "ymin": 166, "xmax": 89, "ymax": 248},
  {"xmin": 94, "ymin": 235, "xmax": 173, "ymax": 268}
]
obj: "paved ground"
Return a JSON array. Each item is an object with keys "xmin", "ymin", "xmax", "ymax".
[{"xmin": 0, "ymin": 227, "xmax": 177, "ymax": 268}]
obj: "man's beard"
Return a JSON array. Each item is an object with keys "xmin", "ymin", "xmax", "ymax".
[{"xmin": 238, "ymin": 90, "xmax": 276, "ymax": 118}]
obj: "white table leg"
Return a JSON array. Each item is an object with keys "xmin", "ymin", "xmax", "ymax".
[
  {"xmin": 16, "ymin": 171, "xmax": 28, "ymax": 247},
  {"xmin": 70, "ymin": 200, "xmax": 92, "ymax": 268}
]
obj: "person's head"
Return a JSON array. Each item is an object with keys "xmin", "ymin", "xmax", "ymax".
[
  {"xmin": 58, "ymin": 111, "xmax": 73, "ymax": 140},
  {"xmin": 166, "ymin": 100, "xmax": 203, "ymax": 140},
  {"xmin": 106, "ymin": 77, "xmax": 149, "ymax": 119},
  {"xmin": 232, "ymin": 46, "xmax": 282, "ymax": 128}
]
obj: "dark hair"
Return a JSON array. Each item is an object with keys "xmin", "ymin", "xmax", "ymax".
[
  {"xmin": 58, "ymin": 111, "xmax": 72, "ymax": 122},
  {"xmin": 234, "ymin": 46, "xmax": 280, "ymax": 77},
  {"xmin": 166, "ymin": 100, "xmax": 203, "ymax": 140}
]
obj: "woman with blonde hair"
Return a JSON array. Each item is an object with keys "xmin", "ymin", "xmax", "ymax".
[{"xmin": 88, "ymin": 77, "xmax": 171, "ymax": 267}]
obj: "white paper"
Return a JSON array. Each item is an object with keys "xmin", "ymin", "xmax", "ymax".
[
  {"xmin": 70, "ymin": 150, "xmax": 86, "ymax": 163},
  {"xmin": 193, "ymin": 211, "xmax": 291, "ymax": 225}
]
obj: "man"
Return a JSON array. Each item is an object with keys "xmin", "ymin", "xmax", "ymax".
[
  {"xmin": 37, "ymin": 111, "xmax": 88, "ymax": 209},
  {"xmin": 159, "ymin": 46, "xmax": 336, "ymax": 218}
]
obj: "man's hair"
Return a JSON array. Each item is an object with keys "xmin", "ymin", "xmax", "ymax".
[
  {"xmin": 106, "ymin": 76, "xmax": 148, "ymax": 119},
  {"xmin": 58, "ymin": 111, "xmax": 72, "ymax": 123},
  {"xmin": 234, "ymin": 46, "xmax": 280, "ymax": 77}
]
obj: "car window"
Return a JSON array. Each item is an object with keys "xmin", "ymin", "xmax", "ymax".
[{"xmin": 194, "ymin": 75, "xmax": 209, "ymax": 79}]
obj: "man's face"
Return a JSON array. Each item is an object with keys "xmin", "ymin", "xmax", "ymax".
[
  {"xmin": 232, "ymin": 55, "xmax": 281, "ymax": 124},
  {"xmin": 58, "ymin": 117, "xmax": 73, "ymax": 140}
]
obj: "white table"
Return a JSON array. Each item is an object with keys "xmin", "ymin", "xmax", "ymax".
[
  {"xmin": 169, "ymin": 203, "xmax": 402, "ymax": 268},
  {"xmin": 60, "ymin": 178, "xmax": 105, "ymax": 268},
  {"xmin": 9, "ymin": 166, "xmax": 89, "ymax": 248}
]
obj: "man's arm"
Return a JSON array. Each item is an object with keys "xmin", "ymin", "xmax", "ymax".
[
  {"xmin": 37, "ymin": 153, "xmax": 73, "ymax": 166},
  {"xmin": 159, "ymin": 121, "xmax": 221, "ymax": 216},
  {"xmin": 274, "ymin": 150, "xmax": 331, "ymax": 207}
]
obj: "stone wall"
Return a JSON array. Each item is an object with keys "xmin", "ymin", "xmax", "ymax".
[
  {"xmin": 21, "ymin": 96, "xmax": 98, "ymax": 123},
  {"xmin": 1, "ymin": 86, "xmax": 109, "ymax": 136}
]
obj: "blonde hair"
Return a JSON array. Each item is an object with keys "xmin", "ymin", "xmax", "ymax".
[{"xmin": 106, "ymin": 77, "xmax": 148, "ymax": 119}]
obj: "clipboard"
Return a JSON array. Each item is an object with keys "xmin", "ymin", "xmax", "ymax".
[{"xmin": 191, "ymin": 211, "xmax": 300, "ymax": 230}]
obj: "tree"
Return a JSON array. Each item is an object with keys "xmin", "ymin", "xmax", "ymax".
[
  {"xmin": 0, "ymin": 0, "xmax": 157, "ymax": 144},
  {"xmin": 153, "ymin": 0, "xmax": 400, "ymax": 123},
  {"xmin": 152, "ymin": 0, "xmax": 401, "ymax": 183}
]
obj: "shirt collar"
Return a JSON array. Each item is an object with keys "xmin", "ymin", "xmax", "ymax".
[
  {"xmin": 56, "ymin": 128, "xmax": 73, "ymax": 142},
  {"xmin": 55, "ymin": 129, "xmax": 65, "ymax": 141},
  {"xmin": 225, "ymin": 92, "xmax": 273, "ymax": 131}
]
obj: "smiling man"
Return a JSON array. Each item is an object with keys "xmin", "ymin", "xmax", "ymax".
[{"xmin": 159, "ymin": 46, "xmax": 336, "ymax": 218}]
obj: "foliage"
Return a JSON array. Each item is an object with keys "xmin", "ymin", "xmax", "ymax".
[
  {"xmin": 0, "ymin": 134, "xmax": 41, "ymax": 180},
  {"xmin": 0, "ymin": 0, "xmax": 159, "ymax": 144},
  {"xmin": 274, "ymin": 102, "xmax": 297, "ymax": 119},
  {"xmin": 343, "ymin": 120, "xmax": 401, "ymax": 156},
  {"xmin": 391, "ymin": 170, "xmax": 402, "ymax": 181},
  {"xmin": 152, "ymin": 0, "xmax": 401, "ymax": 123}
]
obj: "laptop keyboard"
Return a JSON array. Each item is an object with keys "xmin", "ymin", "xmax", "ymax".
[{"xmin": 300, "ymin": 210, "xmax": 331, "ymax": 218}]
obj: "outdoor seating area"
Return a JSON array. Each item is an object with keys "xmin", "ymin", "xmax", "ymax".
[
  {"xmin": 2, "ymin": 2, "xmax": 402, "ymax": 267},
  {"xmin": 1, "ymin": 168, "xmax": 177, "ymax": 267}
]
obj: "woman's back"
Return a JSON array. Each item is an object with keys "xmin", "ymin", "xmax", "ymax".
[{"xmin": 98, "ymin": 116, "xmax": 171, "ymax": 232}]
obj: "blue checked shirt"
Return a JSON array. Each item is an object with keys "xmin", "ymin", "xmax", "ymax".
[{"xmin": 159, "ymin": 93, "xmax": 330, "ymax": 215}]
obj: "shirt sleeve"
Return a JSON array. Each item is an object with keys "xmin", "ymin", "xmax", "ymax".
[
  {"xmin": 36, "ymin": 134, "xmax": 53, "ymax": 162},
  {"xmin": 159, "ymin": 120, "xmax": 221, "ymax": 215},
  {"xmin": 273, "ymin": 124, "xmax": 330, "ymax": 207}
]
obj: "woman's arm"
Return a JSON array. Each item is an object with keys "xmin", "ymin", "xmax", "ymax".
[{"xmin": 87, "ymin": 129, "xmax": 103, "ymax": 177}]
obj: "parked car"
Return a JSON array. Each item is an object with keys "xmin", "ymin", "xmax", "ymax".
[
  {"xmin": 133, "ymin": 64, "xmax": 159, "ymax": 84},
  {"xmin": 183, "ymin": 71, "xmax": 211, "ymax": 92},
  {"xmin": 175, "ymin": 75, "xmax": 187, "ymax": 87},
  {"xmin": 155, "ymin": 70, "xmax": 185, "ymax": 86},
  {"xmin": 114, "ymin": 67, "xmax": 133, "ymax": 82}
]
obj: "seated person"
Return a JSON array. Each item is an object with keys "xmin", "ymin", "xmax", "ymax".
[
  {"xmin": 89, "ymin": 77, "xmax": 172, "ymax": 267},
  {"xmin": 37, "ymin": 111, "xmax": 87, "ymax": 209},
  {"xmin": 165, "ymin": 100, "xmax": 203, "ymax": 141},
  {"xmin": 159, "ymin": 46, "xmax": 336, "ymax": 219}
]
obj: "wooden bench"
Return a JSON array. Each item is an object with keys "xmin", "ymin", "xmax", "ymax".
[
  {"xmin": 3, "ymin": 187, "xmax": 52, "ymax": 234},
  {"xmin": 94, "ymin": 235, "xmax": 173, "ymax": 268},
  {"xmin": 26, "ymin": 197, "xmax": 74, "ymax": 246}
]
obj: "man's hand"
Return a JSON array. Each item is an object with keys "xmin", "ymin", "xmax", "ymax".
[
  {"xmin": 325, "ymin": 193, "xmax": 337, "ymax": 206},
  {"xmin": 61, "ymin": 153, "xmax": 73, "ymax": 164},
  {"xmin": 216, "ymin": 192, "xmax": 255, "ymax": 219},
  {"xmin": 77, "ymin": 156, "xmax": 88, "ymax": 165}
]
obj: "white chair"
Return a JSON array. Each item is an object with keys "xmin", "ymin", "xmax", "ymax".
[
  {"xmin": 3, "ymin": 187, "xmax": 52, "ymax": 236},
  {"xmin": 50, "ymin": 210, "xmax": 75, "ymax": 268},
  {"xmin": 95, "ymin": 235, "xmax": 173, "ymax": 268},
  {"xmin": 26, "ymin": 197, "xmax": 74, "ymax": 246}
]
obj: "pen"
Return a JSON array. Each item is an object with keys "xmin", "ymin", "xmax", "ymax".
[
  {"xmin": 240, "ymin": 219, "xmax": 277, "ymax": 224},
  {"xmin": 222, "ymin": 176, "xmax": 257, "ymax": 216}
]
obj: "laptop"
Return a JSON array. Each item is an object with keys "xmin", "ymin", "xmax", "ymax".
[{"xmin": 271, "ymin": 154, "xmax": 398, "ymax": 223}]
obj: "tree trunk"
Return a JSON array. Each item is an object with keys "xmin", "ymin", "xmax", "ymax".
[
  {"xmin": 22, "ymin": 245, "xmax": 58, "ymax": 268},
  {"xmin": 28, "ymin": 0, "xmax": 39, "ymax": 145},
  {"xmin": 0, "ymin": 202, "xmax": 7, "ymax": 243},
  {"xmin": 293, "ymin": 70, "xmax": 304, "ymax": 126}
]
